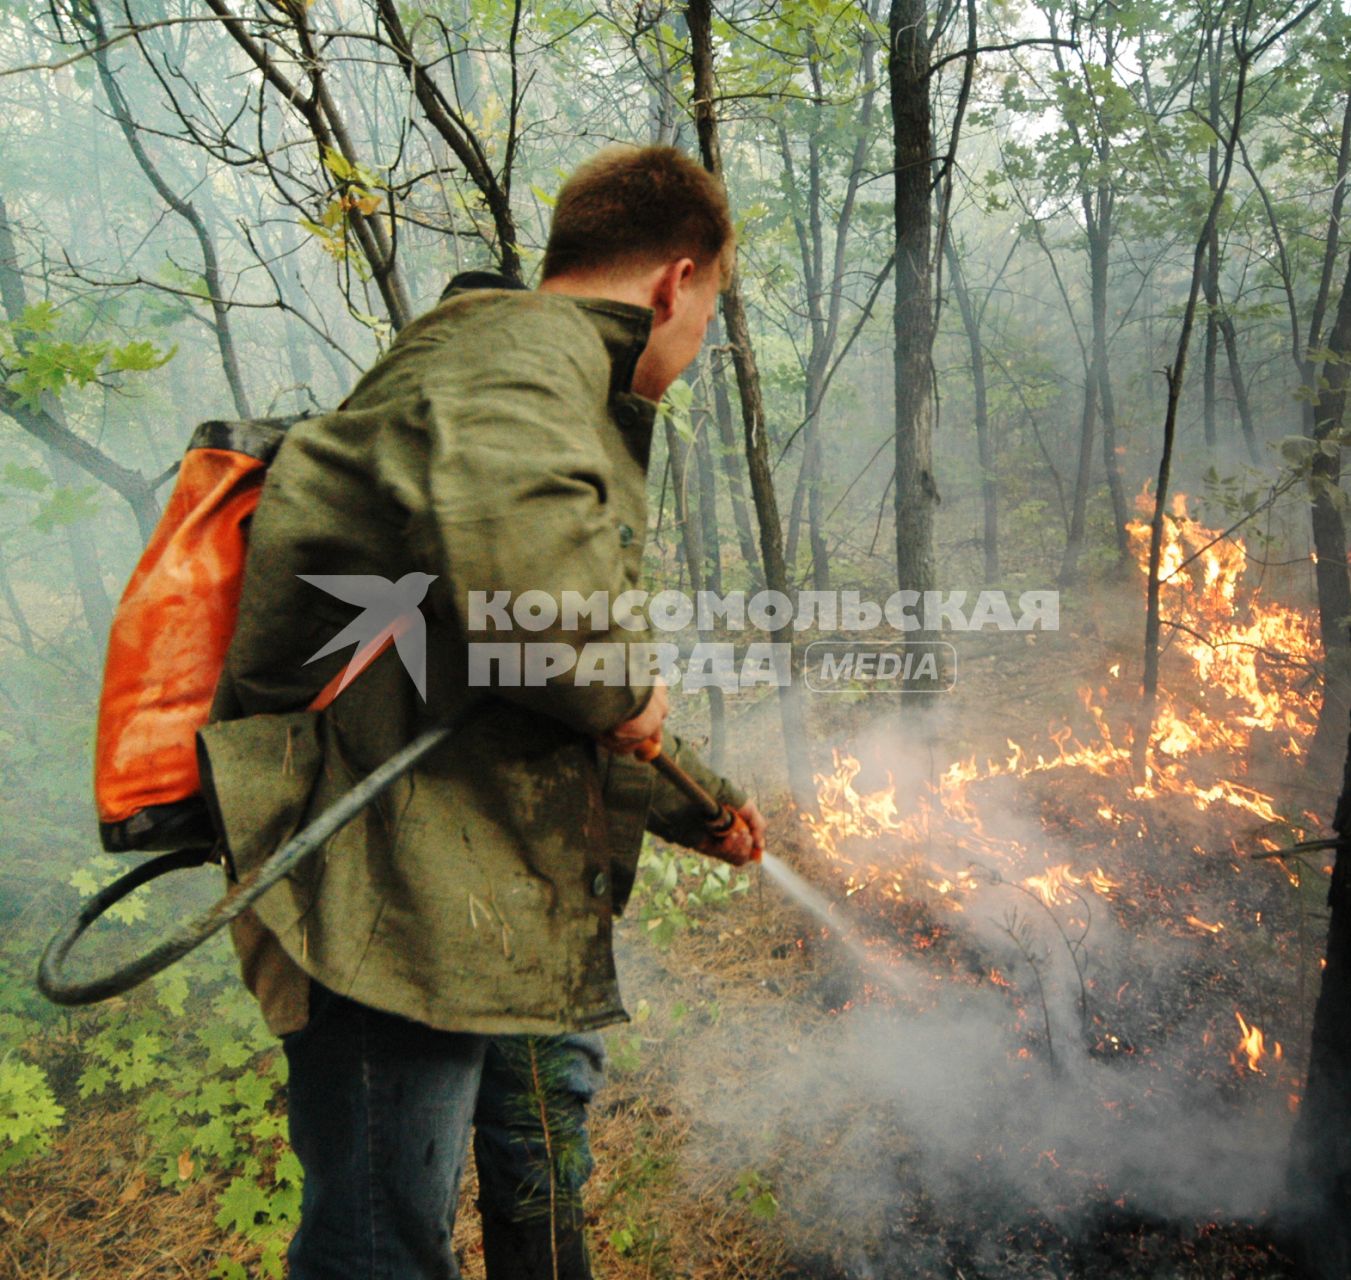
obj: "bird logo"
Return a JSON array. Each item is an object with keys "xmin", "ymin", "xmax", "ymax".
[{"xmin": 298, "ymin": 572, "xmax": 438, "ymax": 701}]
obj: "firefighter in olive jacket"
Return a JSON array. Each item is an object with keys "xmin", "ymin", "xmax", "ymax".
[
  {"xmin": 203, "ymin": 280, "xmax": 751, "ymax": 1035},
  {"xmin": 199, "ymin": 145, "xmax": 764, "ymax": 1280}
]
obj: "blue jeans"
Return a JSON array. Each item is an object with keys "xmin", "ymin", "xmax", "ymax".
[{"xmin": 282, "ymin": 982, "xmax": 605, "ymax": 1279}]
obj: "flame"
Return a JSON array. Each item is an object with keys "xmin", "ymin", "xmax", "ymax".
[
  {"xmin": 1231, "ymin": 1012, "xmax": 1282, "ymax": 1074},
  {"xmin": 1127, "ymin": 498, "xmax": 1319, "ymax": 764},
  {"xmin": 1185, "ymin": 916, "xmax": 1224, "ymax": 934},
  {"xmin": 1085, "ymin": 868, "xmax": 1120, "ymax": 897},
  {"xmin": 1025, "ymin": 864, "xmax": 1083, "ymax": 908},
  {"xmin": 803, "ymin": 496, "xmax": 1317, "ymax": 876}
]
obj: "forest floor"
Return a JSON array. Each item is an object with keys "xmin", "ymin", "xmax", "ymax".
[{"xmin": 1, "ymin": 574, "xmax": 1331, "ymax": 1278}]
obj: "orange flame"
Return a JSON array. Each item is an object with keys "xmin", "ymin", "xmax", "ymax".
[
  {"xmin": 1185, "ymin": 916, "xmax": 1224, "ymax": 934},
  {"xmin": 1231, "ymin": 1012, "xmax": 1282, "ymax": 1074}
]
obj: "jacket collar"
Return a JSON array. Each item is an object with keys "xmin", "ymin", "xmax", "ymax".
[
  {"xmin": 440, "ymin": 270, "xmax": 654, "ymax": 406},
  {"xmin": 565, "ymin": 297, "xmax": 654, "ymax": 403}
]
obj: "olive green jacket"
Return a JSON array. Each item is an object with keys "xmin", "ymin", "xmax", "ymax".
[{"xmin": 201, "ymin": 287, "xmax": 743, "ymax": 1037}]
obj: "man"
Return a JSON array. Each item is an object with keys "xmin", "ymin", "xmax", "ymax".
[{"xmin": 201, "ymin": 144, "xmax": 765, "ymax": 1279}]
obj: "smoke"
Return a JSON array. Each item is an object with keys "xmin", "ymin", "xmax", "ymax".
[{"xmin": 658, "ymin": 703, "xmax": 1300, "ymax": 1257}]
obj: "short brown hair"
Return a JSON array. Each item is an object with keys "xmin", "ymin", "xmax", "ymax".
[{"xmin": 541, "ymin": 145, "xmax": 735, "ymax": 285}]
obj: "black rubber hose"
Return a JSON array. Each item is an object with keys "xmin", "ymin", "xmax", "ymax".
[{"xmin": 37, "ymin": 721, "xmax": 455, "ymax": 1006}]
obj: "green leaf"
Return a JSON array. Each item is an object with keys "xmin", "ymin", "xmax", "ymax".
[
  {"xmin": 2, "ymin": 463, "xmax": 50, "ymax": 494},
  {"xmin": 215, "ymin": 1175, "xmax": 273, "ymax": 1236},
  {"xmin": 1279, "ymin": 435, "xmax": 1316, "ymax": 465},
  {"xmin": 748, "ymin": 1189, "xmax": 780, "ymax": 1220},
  {"xmin": 17, "ymin": 301, "xmax": 58, "ymax": 336},
  {"xmin": 232, "ymin": 1069, "xmax": 273, "ymax": 1113},
  {"xmin": 197, "ymin": 1021, "xmax": 254, "ymax": 1071},
  {"xmin": 32, "ymin": 485, "xmax": 99, "ymax": 534},
  {"xmin": 117, "ymin": 1031, "xmax": 166, "ymax": 1089},
  {"xmin": 274, "ymin": 1148, "xmax": 304, "ymax": 1187},
  {"xmin": 297, "ymin": 216, "xmax": 333, "ymax": 241},
  {"xmin": 77, "ymin": 1063, "xmax": 111, "ymax": 1099},
  {"xmin": 0, "ymin": 1058, "xmax": 64, "ymax": 1173},
  {"xmin": 260, "ymin": 1240, "xmax": 287, "ymax": 1279},
  {"xmin": 155, "ymin": 971, "xmax": 191, "ymax": 1018},
  {"xmin": 106, "ymin": 339, "xmax": 176, "ymax": 373},
  {"xmin": 321, "ymin": 146, "xmax": 356, "ymax": 183},
  {"xmin": 68, "ymin": 867, "xmax": 101, "ymax": 896}
]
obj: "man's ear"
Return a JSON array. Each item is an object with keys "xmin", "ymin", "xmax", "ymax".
[{"xmin": 650, "ymin": 258, "xmax": 698, "ymax": 322}]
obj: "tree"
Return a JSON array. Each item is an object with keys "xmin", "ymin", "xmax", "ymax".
[
  {"xmin": 687, "ymin": 0, "xmax": 815, "ymax": 806},
  {"xmin": 890, "ymin": 0, "xmax": 939, "ymax": 608},
  {"xmin": 1136, "ymin": 0, "xmax": 1320, "ymax": 780},
  {"xmin": 774, "ymin": 5, "xmax": 883, "ymax": 592}
]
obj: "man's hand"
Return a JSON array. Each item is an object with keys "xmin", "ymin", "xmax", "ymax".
[
  {"xmin": 697, "ymin": 799, "xmax": 766, "ymax": 867},
  {"xmin": 600, "ymin": 679, "xmax": 669, "ymax": 755}
]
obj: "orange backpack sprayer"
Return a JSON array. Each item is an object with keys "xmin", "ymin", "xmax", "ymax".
[
  {"xmin": 38, "ymin": 415, "xmax": 752, "ymax": 1006},
  {"xmin": 94, "ymin": 419, "xmax": 295, "ymax": 855},
  {"xmin": 91, "ymin": 417, "xmax": 413, "ymax": 854}
]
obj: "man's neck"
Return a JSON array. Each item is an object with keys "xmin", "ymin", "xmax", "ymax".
[{"xmin": 537, "ymin": 271, "xmax": 655, "ymax": 310}]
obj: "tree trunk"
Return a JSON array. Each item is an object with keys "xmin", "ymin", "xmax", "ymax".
[
  {"xmin": 694, "ymin": 408, "xmax": 723, "ymax": 595},
  {"xmin": 1059, "ymin": 356, "xmax": 1098, "ymax": 587},
  {"xmin": 805, "ymin": 419, "xmax": 830, "ymax": 593},
  {"xmin": 890, "ymin": 0, "xmax": 939, "ymax": 612},
  {"xmin": 784, "ymin": 361, "xmax": 834, "ymax": 594},
  {"xmin": 372, "ymin": 0, "xmax": 523, "ymax": 284},
  {"xmin": 83, "ymin": 5, "xmax": 251, "ymax": 419},
  {"xmin": 1093, "ymin": 231, "xmax": 1130, "ymax": 572},
  {"xmin": 688, "ymin": 0, "xmax": 814, "ymax": 807},
  {"xmin": 1098, "ymin": 363, "xmax": 1128, "ymax": 561},
  {"xmin": 203, "ymin": 0, "xmax": 415, "ymax": 325},
  {"xmin": 1285, "ymin": 725, "xmax": 1351, "ymax": 1277},
  {"xmin": 1218, "ymin": 307, "xmax": 1261, "ymax": 463},
  {"xmin": 46, "ymin": 446, "xmax": 113, "ymax": 653},
  {"xmin": 1304, "ymin": 92, "xmax": 1351, "ymax": 768},
  {"xmin": 707, "ymin": 324, "xmax": 763, "ymax": 589},
  {"xmin": 0, "ymin": 552, "xmax": 35, "ymax": 656},
  {"xmin": 1202, "ymin": 25, "xmax": 1220, "ymax": 450},
  {"xmin": 945, "ymin": 239, "xmax": 997, "ymax": 582},
  {"xmin": 1308, "ymin": 248, "xmax": 1351, "ymax": 772},
  {"xmin": 693, "ymin": 405, "xmax": 726, "ymax": 767},
  {"xmin": 1136, "ymin": 36, "xmax": 1253, "ymax": 781},
  {"xmin": 663, "ymin": 412, "xmax": 704, "ymax": 597}
]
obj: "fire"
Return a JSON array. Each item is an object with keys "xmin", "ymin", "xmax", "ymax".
[
  {"xmin": 1127, "ymin": 496, "xmax": 1319, "ymax": 764},
  {"xmin": 1085, "ymin": 867, "xmax": 1120, "ymax": 897},
  {"xmin": 1025, "ymin": 864, "xmax": 1083, "ymax": 908},
  {"xmin": 803, "ymin": 496, "xmax": 1318, "ymax": 891},
  {"xmin": 1231, "ymin": 1012, "xmax": 1283, "ymax": 1075},
  {"xmin": 1185, "ymin": 916, "xmax": 1224, "ymax": 934},
  {"xmin": 790, "ymin": 491, "xmax": 1323, "ymax": 1106}
]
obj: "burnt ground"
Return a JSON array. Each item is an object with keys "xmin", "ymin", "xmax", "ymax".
[{"xmin": 1, "ymin": 580, "xmax": 1334, "ymax": 1278}]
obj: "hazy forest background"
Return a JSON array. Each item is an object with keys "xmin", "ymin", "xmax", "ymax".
[{"xmin": 4, "ymin": 0, "xmax": 1351, "ymax": 1277}]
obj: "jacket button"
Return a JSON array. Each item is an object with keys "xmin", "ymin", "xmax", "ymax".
[
  {"xmin": 618, "ymin": 524, "xmax": 634, "ymax": 547},
  {"xmin": 592, "ymin": 871, "xmax": 610, "ymax": 898}
]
